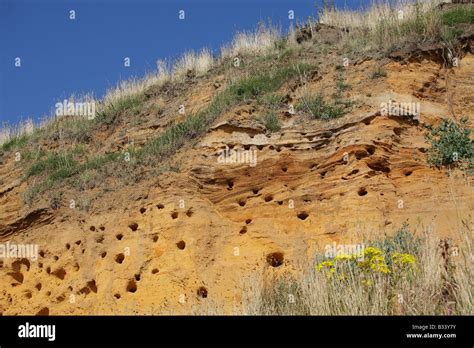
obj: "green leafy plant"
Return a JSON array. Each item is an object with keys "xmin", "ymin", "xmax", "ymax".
[{"xmin": 425, "ymin": 118, "xmax": 473, "ymax": 169}]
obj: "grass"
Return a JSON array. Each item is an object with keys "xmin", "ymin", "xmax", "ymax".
[
  {"xmin": 221, "ymin": 24, "xmax": 280, "ymax": 58},
  {"xmin": 253, "ymin": 273, "xmax": 310, "ymax": 315},
  {"xmin": 0, "ymin": 118, "xmax": 36, "ymax": 152},
  {"xmin": 0, "ymin": 133, "xmax": 30, "ymax": 152},
  {"xmin": 22, "ymin": 62, "xmax": 314, "ymax": 203},
  {"xmin": 260, "ymin": 111, "xmax": 281, "ymax": 133},
  {"xmin": 297, "ymin": 66, "xmax": 352, "ymax": 121},
  {"xmin": 297, "ymin": 93, "xmax": 346, "ymax": 121},
  {"xmin": 25, "ymin": 146, "xmax": 84, "ymax": 178},
  {"xmin": 333, "ymin": 67, "xmax": 352, "ymax": 105},
  {"xmin": 320, "ymin": 0, "xmax": 445, "ymax": 55},
  {"xmin": 231, "ymin": 64, "xmax": 310, "ymax": 99},
  {"xmin": 140, "ymin": 63, "xmax": 313, "ymax": 160},
  {"xmin": 258, "ymin": 93, "xmax": 284, "ymax": 109},
  {"xmin": 244, "ymin": 224, "xmax": 473, "ymax": 315},
  {"xmin": 23, "ymin": 148, "xmax": 120, "ymax": 203},
  {"xmin": 96, "ymin": 92, "xmax": 146, "ymax": 126},
  {"xmin": 370, "ymin": 66, "xmax": 388, "ymax": 79},
  {"xmin": 442, "ymin": 5, "xmax": 474, "ymax": 26},
  {"xmin": 172, "ymin": 49, "xmax": 214, "ymax": 79}
]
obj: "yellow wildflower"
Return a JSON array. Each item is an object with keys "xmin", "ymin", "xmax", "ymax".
[
  {"xmin": 363, "ymin": 246, "xmax": 383, "ymax": 258},
  {"xmin": 392, "ymin": 252, "xmax": 416, "ymax": 266},
  {"xmin": 334, "ymin": 253, "xmax": 353, "ymax": 261},
  {"xmin": 316, "ymin": 260, "xmax": 334, "ymax": 272},
  {"xmin": 357, "ymin": 247, "xmax": 391, "ymax": 274},
  {"xmin": 361, "ymin": 279, "xmax": 373, "ymax": 287}
]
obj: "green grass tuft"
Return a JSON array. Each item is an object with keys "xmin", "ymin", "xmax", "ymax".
[
  {"xmin": 297, "ymin": 93, "xmax": 346, "ymax": 121},
  {"xmin": 261, "ymin": 111, "xmax": 281, "ymax": 133},
  {"xmin": 370, "ymin": 66, "xmax": 387, "ymax": 79},
  {"xmin": 96, "ymin": 93, "xmax": 146, "ymax": 126},
  {"xmin": 442, "ymin": 6, "xmax": 474, "ymax": 26},
  {"xmin": 0, "ymin": 134, "xmax": 30, "ymax": 152}
]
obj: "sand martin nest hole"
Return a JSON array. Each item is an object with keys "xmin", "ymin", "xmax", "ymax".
[
  {"xmin": 126, "ymin": 279, "xmax": 137, "ymax": 293},
  {"xmin": 197, "ymin": 286, "xmax": 208, "ymax": 298},
  {"xmin": 266, "ymin": 252, "xmax": 284, "ymax": 267},
  {"xmin": 297, "ymin": 212, "xmax": 309, "ymax": 220},
  {"xmin": 115, "ymin": 253, "xmax": 125, "ymax": 264}
]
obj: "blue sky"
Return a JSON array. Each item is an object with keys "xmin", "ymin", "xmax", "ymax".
[{"xmin": 0, "ymin": 0, "xmax": 367, "ymax": 126}]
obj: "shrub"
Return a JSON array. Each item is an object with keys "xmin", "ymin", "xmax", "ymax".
[
  {"xmin": 373, "ymin": 223, "xmax": 423, "ymax": 261},
  {"xmin": 425, "ymin": 118, "xmax": 473, "ymax": 169}
]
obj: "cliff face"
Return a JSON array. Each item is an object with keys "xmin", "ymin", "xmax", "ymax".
[{"xmin": 0, "ymin": 21, "xmax": 473, "ymax": 315}]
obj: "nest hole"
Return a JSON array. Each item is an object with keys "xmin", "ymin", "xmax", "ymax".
[{"xmin": 266, "ymin": 252, "xmax": 284, "ymax": 267}]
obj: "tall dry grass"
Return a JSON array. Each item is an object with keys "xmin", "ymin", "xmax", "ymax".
[
  {"xmin": 319, "ymin": 0, "xmax": 444, "ymax": 28},
  {"xmin": 242, "ymin": 223, "xmax": 473, "ymax": 315},
  {"xmin": 319, "ymin": 0, "xmax": 445, "ymax": 53},
  {"xmin": 220, "ymin": 24, "xmax": 280, "ymax": 59},
  {"xmin": 172, "ymin": 48, "xmax": 214, "ymax": 80},
  {"xmin": 0, "ymin": 118, "xmax": 35, "ymax": 147}
]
